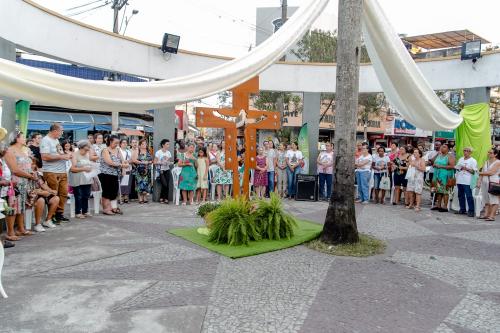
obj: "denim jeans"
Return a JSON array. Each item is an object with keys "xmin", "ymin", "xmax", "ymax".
[
  {"xmin": 73, "ymin": 184, "xmax": 91, "ymax": 214},
  {"xmin": 319, "ymin": 173, "xmax": 333, "ymax": 199},
  {"xmin": 457, "ymin": 183, "xmax": 474, "ymax": 213},
  {"xmin": 267, "ymin": 171, "xmax": 275, "ymax": 193},
  {"xmin": 356, "ymin": 171, "xmax": 371, "ymax": 202},
  {"xmin": 287, "ymin": 166, "xmax": 302, "ymax": 196}
]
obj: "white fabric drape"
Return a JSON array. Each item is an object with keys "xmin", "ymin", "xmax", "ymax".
[
  {"xmin": 0, "ymin": 0, "xmax": 463, "ymax": 131},
  {"xmin": 0, "ymin": 0, "xmax": 328, "ymax": 112},
  {"xmin": 362, "ymin": 0, "xmax": 463, "ymax": 130}
]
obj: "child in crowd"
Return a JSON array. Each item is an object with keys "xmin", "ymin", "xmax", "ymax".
[
  {"xmin": 196, "ymin": 148, "xmax": 209, "ymax": 203},
  {"xmin": 253, "ymin": 147, "xmax": 268, "ymax": 199}
]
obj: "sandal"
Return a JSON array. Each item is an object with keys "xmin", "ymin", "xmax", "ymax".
[
  {"xmin": 5, "ymin": 235, "xmax": 21, "ymax": 241},
  {"xmin": 414, "ymin": 207, "xmax": 421, "ymax": 212},
  {"xmin": 102, "ymin": 211, "xmax": 116, "ymax": 216},
  {"xmin": 478, "ymin": 216, "xmax": 487, "ymax": 219},
  {"xmin": 112, "ymin": 208, "xmax": 123, "ymax": 215},
  {"xmin": 485, "ymin": 217, "xmax": 495, "ymax": 221},
  {"xmin": 16, "ymin": 230, "xmax": 33, "ymax": 236}
]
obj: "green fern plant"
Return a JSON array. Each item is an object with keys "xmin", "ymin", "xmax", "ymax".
[
  {"xmin": 196, "ymin": 202, "xmax": 221, "ymax": 218},
  {"xmin": 208, "ymin": 197, "xmax": 261, "ymax": 246},
  {"xmin": 253, "ymin": 193, "xmax": 298, "ymax": 240}
]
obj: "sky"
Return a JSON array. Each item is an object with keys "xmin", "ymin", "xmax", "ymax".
[{"xmin": 33, "ymin": 0, "xmax": 500, "ymax": 57}]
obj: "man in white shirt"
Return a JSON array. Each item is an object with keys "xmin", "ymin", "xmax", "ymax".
[
  {"xmin": 455, "ymin": 147, "xmax": 478, "ymax": 217},
  {"xmin": 41, "ymin": 123, "xmax": 72, "ymax": 223}
]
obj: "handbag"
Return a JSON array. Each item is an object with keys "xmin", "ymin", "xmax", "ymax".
[
  {"xmin": 380, "ymin": 173, "xmax": 391, "ymax": 190},
  {"xmin": 488, "ymin": 176, "xmax": 500, "ymax": 195},
  {"xmin": 405, "ymin": 166, "xmax": 415, "ymax": 180}
]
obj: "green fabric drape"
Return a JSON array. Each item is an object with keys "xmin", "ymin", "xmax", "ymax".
[
  {"xmin": 455, "ymin": 103, "xmax": 491, "ymax": 168},
  {"xmin": 298, "ymin": 123, "xmax": 309, "ymax": 173},
  {"xmin": 15, "ymin": 100, "xmax": 30, "ymax": 135}
]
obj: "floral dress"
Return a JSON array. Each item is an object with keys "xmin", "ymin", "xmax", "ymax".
[
  {"xmin": 253, "ymin": 155, "xmax": 268, "ymax": 186},
  {"xmin": 213, "ymin": 151, "xmax": 233, "ymax": 185},
  {"xmin": 134, "ymin": 150, "xmax": 152, "ymax": 194},
  {"xmin": 433, "ymin": 154, "xmax": 454, "ymax": 194},
  {"xmin": 179, "ymin": 153, "xmax": 197, "ymax": 191},
  {"xmin": 9, "ymin": 154, "xmax": 34, "ymax": 214}
]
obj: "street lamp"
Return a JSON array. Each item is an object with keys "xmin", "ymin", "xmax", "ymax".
[{"xmin": 122, "ymin": 9, "xmax": 139, "ymax": 35}]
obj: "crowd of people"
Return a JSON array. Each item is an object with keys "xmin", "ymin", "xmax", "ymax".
[
  {"xmin": 169, "ymin": 137, "xmax": 307, "ymax": 204},
  {"xmin": 2, "ymin": 123, "xmax": 498, "ymax": 249},
  {"xmin": 0, "ymin": 123, "xmax": 167, "ymax": 248},
  {"xmin": 354, "ymin": 141, "xmax": 500, "ymax": 221}
]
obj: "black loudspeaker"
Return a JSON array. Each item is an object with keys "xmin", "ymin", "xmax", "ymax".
[{"xmin": 295, "ymin": 174, "xmax": 318, "ymax": 201}]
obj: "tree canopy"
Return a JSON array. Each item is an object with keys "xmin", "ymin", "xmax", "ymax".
[{"xmin": 292, "ymin": 29, "xmax": 371, "ymax": 63}]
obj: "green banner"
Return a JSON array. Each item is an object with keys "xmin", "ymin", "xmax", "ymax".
[
  {"xmin": 298, "ymin": 123, "xmax": 309, "ymax": 173},
  {"xmin": 15, "ymin": 100, "xmax": 30, "ymax": 135},
  {"xmin": 455, "ymin": 102, "xmax": 491, "ymax": 168}
]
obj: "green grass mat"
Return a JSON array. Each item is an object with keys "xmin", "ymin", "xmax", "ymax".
[{"xmin": 168, "ymin": 219, "xmax": 322, "ymax": 259}]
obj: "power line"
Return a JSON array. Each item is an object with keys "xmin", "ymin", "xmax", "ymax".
[
  {"xmin": 184, "ymin": 0, "xmax": 275, "ymax": 37},
  {"xmin": 66, "ymin": 0, "xmax": 105, "ymax": 12},
  {"xmin": 67, "ymin": 1, "xmax": 111, "ymax": 17}
]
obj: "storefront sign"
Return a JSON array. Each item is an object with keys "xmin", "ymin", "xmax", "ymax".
[{"xmin": 393, "ymin": 118, "xmax": 416, "ymax": 135}]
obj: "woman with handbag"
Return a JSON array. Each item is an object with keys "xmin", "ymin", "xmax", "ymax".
[
  {"xmin": 392, "ymin": 146, "xmax": 410, "ymax": 205},
  {"xmin": 431, "ymin": 144, "xmax": 456, "ymax": 212},
  {"xmin": 119, "ymin": 139, "xmax": 132, "ymax": 204},
  {"xmin": 477, "ymin": 148, "xmax": 500, "ymax": 221},
  {"xmin": 406, "ymin": 149, "xmax": 426, "ymax": 211},
  {"xmin": 132, "ymin": 139, "xmax": 153, "ymax": 204},
  {"xmin": 99, "ymin": 135, "xmax": 128, "ymax": 215},
  {"xmin": 372, "ymin": 146, "xmax": 390, "ymax": 204},
  {"xmin": 69, "ymin": 140, "xmax": 93, "ymax": 219}
]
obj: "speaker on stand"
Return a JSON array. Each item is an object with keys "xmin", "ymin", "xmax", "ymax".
[{"xmin": 295, "ymin": 174, "xmax": 318, "ymax": 201}]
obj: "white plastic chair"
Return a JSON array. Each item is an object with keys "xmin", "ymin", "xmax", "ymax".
[
  {"xmin": 368, "ymin": 170, "xmax": 374, "ymax": 201},
  {"xmin": 69, "ymin": 193, "xmax": 75, "ymax": 218},
  {"xmin": 24, "ymin": 208, "xmax": 33, "ymax": 230},
  {"xmin": 473, "ymin": 188, "xmax": 483, "ymax": 218},
  {"xmin": 0, "ymin": 198, "xmax": 7, "ymax": 298},
  {"xmin": 171, "ymin": 167, "xmax": 182, "ymax": 205}
]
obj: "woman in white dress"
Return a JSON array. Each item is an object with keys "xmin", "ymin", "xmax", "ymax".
[{"xmin": 477, "ymin": 147, "xmax": 500, "ymax": 221}]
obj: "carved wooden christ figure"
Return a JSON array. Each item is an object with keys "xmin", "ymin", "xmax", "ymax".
[{"xmin": 196, "ymin": 77, "xmax": 280, "ymax": 197}]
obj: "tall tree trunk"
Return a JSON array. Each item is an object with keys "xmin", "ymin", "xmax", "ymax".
[{"xmin": 320, "ymin": 0, "xmax": 362, "ymax": 244}]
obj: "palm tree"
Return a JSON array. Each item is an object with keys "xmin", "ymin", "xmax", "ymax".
[{"xmin": 320, "ymin": 0, "xmax": 363, "ymax": 244}]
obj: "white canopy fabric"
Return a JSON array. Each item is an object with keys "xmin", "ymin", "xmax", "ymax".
[
  {"xmin": 0, "ymin": 0, "xmax": 463, "ymax": 130},
  {"xmin": 362, "ymin": 0, "xmax": 463, "ymax": 130},
  {"xmin": 0, "ymin": 0, "xmax": 328, "ymax": 112}
]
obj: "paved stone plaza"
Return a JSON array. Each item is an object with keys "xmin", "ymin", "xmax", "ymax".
[{"xmin": 1, "ymin": 199, "xmax": 499, "ymax": 333}]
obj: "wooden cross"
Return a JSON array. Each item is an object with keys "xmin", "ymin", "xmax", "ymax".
[{"xmin": 196, "ymin": 77, "xmax": 280, "ymax": 197}]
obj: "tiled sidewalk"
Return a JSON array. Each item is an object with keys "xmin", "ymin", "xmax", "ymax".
[{"xmin": 0, "ymin": 200, "xmax": 499, "ymax": 332}]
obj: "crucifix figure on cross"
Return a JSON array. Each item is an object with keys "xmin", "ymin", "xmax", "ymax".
[{"xmin": 196, "ymin": 77, "xmax": 281, "ymax": 197}]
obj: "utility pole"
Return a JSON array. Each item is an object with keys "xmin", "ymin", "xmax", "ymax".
[
  {"xmin": 111, "ymin": 0, "xmax": 128, "ymax": 131},
  {"xmin": 112, "ymin": 0, "xmax": 128, "ymax": 33},
  {"xmin": 320, "ymin": 0, "xmax": 363, "ymax": 244},
  {"xmin": 280, "ymin": 0, "xmax": 287, "ymax": 61}
]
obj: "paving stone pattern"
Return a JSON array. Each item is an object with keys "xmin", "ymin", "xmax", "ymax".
[{"xmin": 0, "ymin": 199, "xmax": 499, "ymax": 332}]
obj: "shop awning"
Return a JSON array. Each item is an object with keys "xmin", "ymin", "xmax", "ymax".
[
  {"xmin": 402, "ymin": 30, "xmax": 490, "ymax": 50},
  {"xmin": 118, "ymin": 128, "xmax": 144, "ymax": 137}
]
